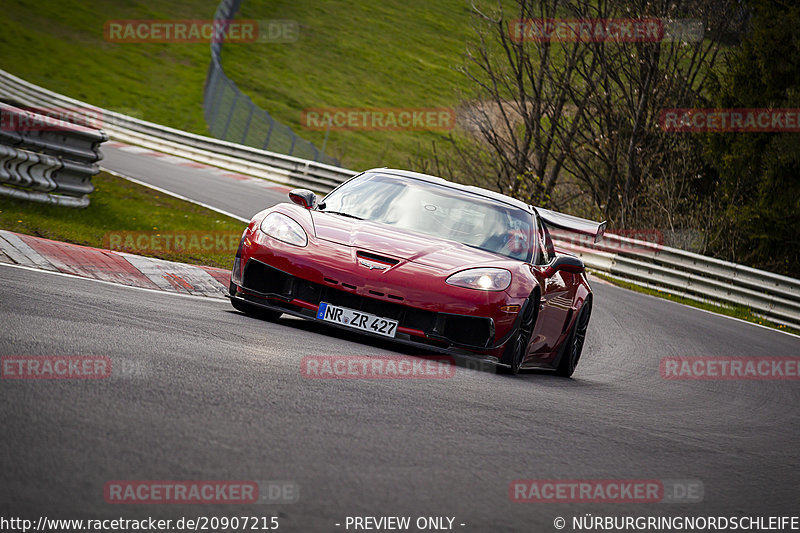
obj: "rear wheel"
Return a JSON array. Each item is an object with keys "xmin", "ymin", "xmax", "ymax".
[
  {"xmin": 498, "ymin": 292, "xmax": 539, "ymax": 375},
  {"xmin": 556, "ymin": 299, "xmax": 591, "ymax": 378},
  {"xmin": 229, "ymin": 283, "xmax": 283, "ymax": 322}
]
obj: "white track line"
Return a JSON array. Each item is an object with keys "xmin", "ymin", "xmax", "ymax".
[
  {"xmin": 0, "ymin": 262, "xmax": 229, "ymax": 302},
  {"xmin": 596, "ymin": 276, "xmax": 800, "ymax": 341},
  {"xmin": 101, "ymin": 168, "xmax": 250, "ymax": 223}
]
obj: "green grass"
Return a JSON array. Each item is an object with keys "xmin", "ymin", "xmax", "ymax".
[
  {"xmin": 0, "ymin": 173, "xmax": 246, "ymax": 270},
  {"xmin": 0, "ymin": 0, "xmax": 221, "ymax": 134},
  {"xmin": 0, "ymin": 0, "xmax": 507, "ymax": 171},
  {"xmin": 591, "ymin": 271, "xmax": 800, "ymax": 336},
  {"xmin": 224, "ymin": 0, "xmax": 488, "ymax": 169}
]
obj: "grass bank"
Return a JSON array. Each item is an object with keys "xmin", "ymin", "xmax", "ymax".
[
  {"xmin": 0, "ymin": 0, "xmax": 497, "ymax": 170},
  {"xmin": 0, "ymin": 173, "xmax": 245, "ymax": 270}
]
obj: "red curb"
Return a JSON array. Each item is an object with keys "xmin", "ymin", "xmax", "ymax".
[
  {"xmin": 197, "ymin": 265, "xmax": 231, "ymax": 287},
  {"xmin": 178, "ymin": 161, "xmax": 209, "ymax": 169},
  {"xmin": 163, "ymin": 272, "xmax": 195, "ymax": 292},
  {"xmin": 17, "ymin": 234, "xmax": 161, "ymax": 289},
  {"xmin": 222, "ymin": 172, "xmax": 251, "ymax": 181},
  {"xmin": 12, "ymin": 233, "xmax": 231, "ymax": 296}
]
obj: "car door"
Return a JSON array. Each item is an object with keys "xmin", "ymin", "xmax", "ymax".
[{"xmin": 527, "ymin": 217, "xmax": 573, "ymax": 361}]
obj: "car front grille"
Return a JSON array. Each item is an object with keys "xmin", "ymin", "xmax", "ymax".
[{"xmin": 240, "ymin": 258, "xmax": 494, "ymax": 348}]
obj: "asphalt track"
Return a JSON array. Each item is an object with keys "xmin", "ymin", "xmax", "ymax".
[
  {"xmin": 1, "ymin": 144, "xmax": 799, "ymax": 531},
  {"xmin": 101, "ymin": 144, "xmax": 287, "ymax": 221}
]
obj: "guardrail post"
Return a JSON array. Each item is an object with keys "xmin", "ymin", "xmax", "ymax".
[
  {"xmin": 261, "ymin": 114, "xmax": 274, "ymax": 150},
  {"xmin": 220, "ymin": 90, "xmax": 239, "ymax": 140},
  {"xmin": 208, "ymin": 68, "xmax": 226, "ymax": 135},
  {"xmin": 241, "ymin": 104, "xmax": 254, "ymax": 144}
]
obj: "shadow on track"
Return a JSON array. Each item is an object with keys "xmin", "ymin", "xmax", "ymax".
[{"xmin": 226, "ymin": 308, "xmax": 604, "ymax": 386}]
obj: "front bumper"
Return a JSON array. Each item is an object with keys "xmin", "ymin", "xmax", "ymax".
[{"xmin": 232, "ymin": 258, "xmax": 518, "ymax": 359}]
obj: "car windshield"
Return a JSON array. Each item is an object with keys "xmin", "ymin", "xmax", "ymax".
[{"xmin": 320, "ymin": 173, "xmax": 534, "ymax": 261}]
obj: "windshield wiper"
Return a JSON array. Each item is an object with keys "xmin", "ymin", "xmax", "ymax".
[{"xmin": 318, "ymin": 210, "xmax": 363, "ymax": 220}]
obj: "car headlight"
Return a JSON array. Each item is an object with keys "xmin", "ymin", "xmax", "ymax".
[
  {"xmin": 446, "ymin": 268, "xmax": 511, "ymax": 291},
  {"xmin": 259, "ymin": 212, "xmax": 308, "ymax": 247}
]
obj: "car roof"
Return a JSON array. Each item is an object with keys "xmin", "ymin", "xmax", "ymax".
[{"xmin": 362, "ymin": 168, "xmax": 535, "ymax": 214}]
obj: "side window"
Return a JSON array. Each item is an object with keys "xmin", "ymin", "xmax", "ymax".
[
  {"xmin": 534, "ymin": 216, "xmax": 550, "ymax": 265},
  {"xmin": 542, "ymin": 223, "xmax": 556, "ymax": 262}
]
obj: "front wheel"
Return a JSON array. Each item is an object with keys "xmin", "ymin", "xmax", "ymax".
[
  {"xmin": 556, "ymin": 299, "xmax": 592, "ymax": 378},
  {"xmin": 498, "ymin": 293, "xmax": 539, "ymax": 375}
]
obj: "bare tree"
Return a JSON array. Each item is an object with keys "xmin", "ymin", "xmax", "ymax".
[
  {"xmin": 565, "ymin": 0, "xmax": 733, "ymax": 226},
  {"xmin": 450, "ymin": 0, "xmax": 600, "ymax": 206},
  {"xmin": 451, "ymin": 0, "xmax": 736, "ymax": 231}
]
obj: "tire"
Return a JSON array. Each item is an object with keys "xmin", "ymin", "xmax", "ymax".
[
  {"xmin": 556, "ymin": 298, "xmax": 592, "ymax": 378},
  {"xmin": 498, "ymin": 292, "xmax": 539, "ymax": 375},
  {"xmin": 229, "ymin": 283, "xmax": 283, "ymax": 322}
]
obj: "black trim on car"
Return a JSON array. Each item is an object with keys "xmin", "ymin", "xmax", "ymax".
[{"xmin": 238, "ymin": 258, "xmax": 497, "ymax": 350}]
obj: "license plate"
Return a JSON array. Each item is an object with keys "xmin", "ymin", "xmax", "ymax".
[{"xmin": 316, "ymin": 302, "xmax": 398, "ymax": 338}]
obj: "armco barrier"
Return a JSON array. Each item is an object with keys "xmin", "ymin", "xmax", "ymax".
[
  {"xmin": 0, "ymin": 68, "xmax": 354, "ymax": 194},
  {"xmin": 0, "ymin": 69, "xmax": 797, "ymax": 328},
  {"xmin": 555, "ymin": 232, "xmax": 800, "ymax": 330},
  {"xmin": 0, "ymin": 102, "xmax": 106, "ymax": 207}
]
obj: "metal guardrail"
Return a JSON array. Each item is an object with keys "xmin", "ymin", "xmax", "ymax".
[
  {"xmin": 0, "ymin": 69, "xmax": 796, "ymax": 329},
  {"xmin": 553, "ymin": 232, "xmax": 800, "ymax": 330},
  {"xmin": 0, "ymin": 102, "xmax": 107, "ymax": 207},
  {"xmin": 203, "ymin": 0, "xmax": 338, "ymax": 165},
  {"xmin": 0, "ymin": 69, "xmax": 355, "ymax": 194}
]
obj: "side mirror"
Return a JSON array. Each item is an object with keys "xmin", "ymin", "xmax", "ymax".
[
  {"xmin": 289, "ymin": 189, "xmax": 317, "ymax": 209},
  {"xmin": 542, "ymin": 255, "xmax": 584, "ymax": 278}
]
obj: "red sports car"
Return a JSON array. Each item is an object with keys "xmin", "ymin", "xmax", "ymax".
[{"xmin": 229, "ymin": 169, "xmax": 605, "ymax": 376}]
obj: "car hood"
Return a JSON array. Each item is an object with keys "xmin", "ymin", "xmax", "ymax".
[{"xmin": 311, "ymin": 211, "xmax": 507, "ymax": 271}]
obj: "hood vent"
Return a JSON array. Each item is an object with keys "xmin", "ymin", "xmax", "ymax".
[{"xmin": 356, "ymin": 251, "xmax": 400, "ymax": 266}]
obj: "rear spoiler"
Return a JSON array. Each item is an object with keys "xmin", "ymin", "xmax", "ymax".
[{"xmin": 533, "ymin": 207, "xmax": 607, "ymax": 243}]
